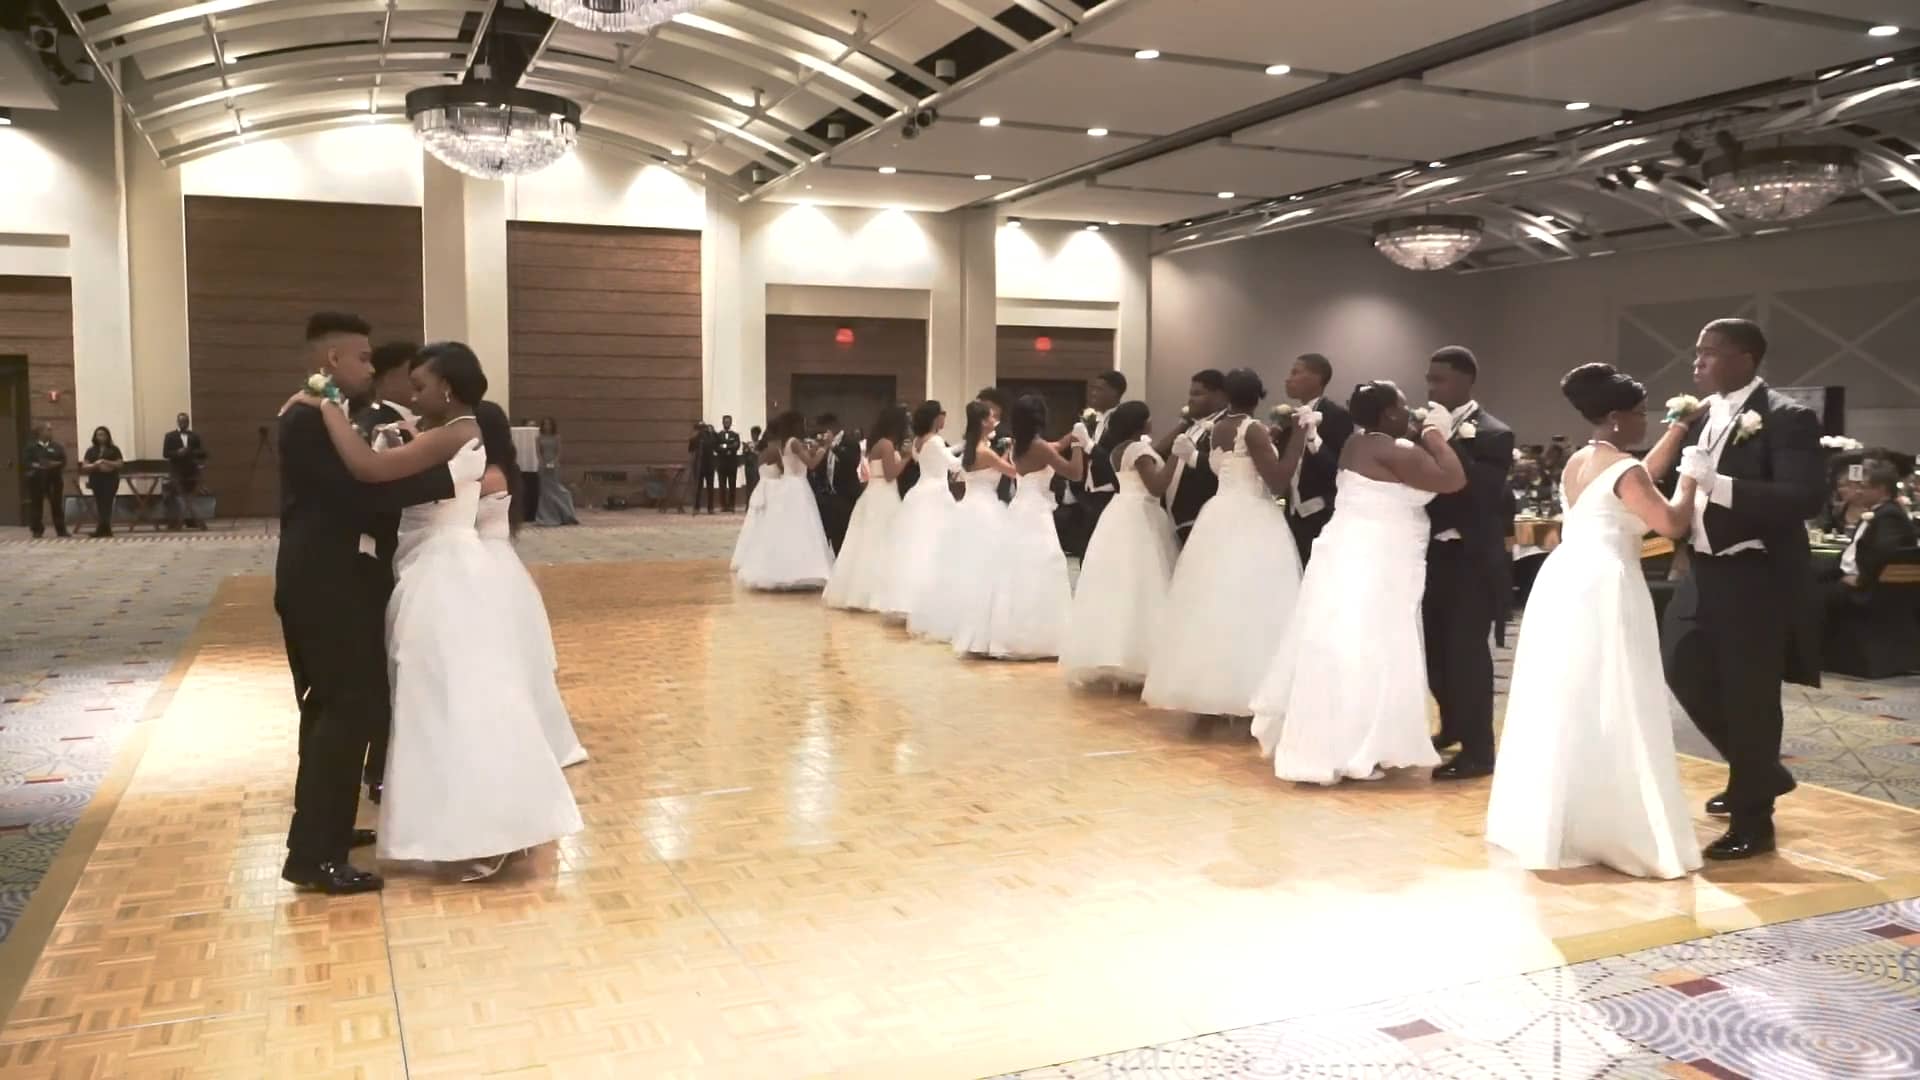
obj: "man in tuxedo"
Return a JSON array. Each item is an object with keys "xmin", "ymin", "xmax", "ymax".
[
  {"xmin": 162, "ymin": 413, "xmax": 208, "ymax": 530},
  {"xmin": 811, "ymin": 413, "xmax": 862, "ymax": 552},
  {"xmin": 1059, "ymin": 371, "xmax": 1125, "ymax": 556},
  {"xmin": 976, "ymin": 387, "xmax": 1015, "ymax": 503},
  {"xmin": 1161, "ymin": 369, "xmax": 1229, "ymax": 546},
  {"xmin": 1282, "ymin": 353, "xmax": 1356, "ymax": 563},
  {"xmin": 1652, "ymin": 318, "xmax": 1823, "ymax": 859},
  {"xmin": 1422, "ymin": 346, "xmax": 1515, "ymax": 781},
  {"xmin": 716, "ymin": 415, "xmax": 743, "ymax": 512},
  {"xmin": 276, "ymin": 313, "xmax": 481, "ymax": 894},
  {"xmin": 349, "ymin": 340, "xmax": 418, "ymax": 805}
]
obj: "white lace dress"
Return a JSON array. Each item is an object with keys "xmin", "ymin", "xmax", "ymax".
[
  {"xmin": 955, "ymin": 466, "xmax": 1071, "ymax": 659},
  {"xmin": 731, "ymin": 439, "xmax": 836, "ymax": 591},
  {"xmin": 909, "ymin": 465, "xmax": 1009, "ymax": 642},
  {"xmin": 1252, "ymin": 469, "xmax": 1440, "ymax": 783},
  {"xmin": 1062, "ymin": 441, "xmax": 1178, "ymax": 687},
  {"xmin": 1486, "ymin": 457, "xmax": 1702, "ymax": 879},
  {"xmin": 380, "ymin": 478, "xmax": 583, "ymax": 863},
  {"xmin": 1142, "ymin": 418, "xmax": 1302, "ymax": 716},
  {"xmin": 879, "ymin": 435, "xmax": 960, "ymax": 620},
  {"xmin": 823, "ymin": 461, "xmax": 902, "ymax": 612},
  {"xmin": 476, "ymin": 492, "xmax": 586, "ymax": 768}
]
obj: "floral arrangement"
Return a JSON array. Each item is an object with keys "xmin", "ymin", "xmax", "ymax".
[
  {"xmin": 1664, "ymin": 395, "xmax": 1701, "ymax": 423},
  {"xmin": 1819, "ymin": 435, "xmax": 1864, "ymax": 451},
  {"xmin": 304, "ymin": 373, "xmax": 344, "ymax": 404}
]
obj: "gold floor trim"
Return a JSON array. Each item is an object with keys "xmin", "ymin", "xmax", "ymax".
[{"xmin": 2, "ymin": 559, "xmax": 1917, "ymax": 1080}]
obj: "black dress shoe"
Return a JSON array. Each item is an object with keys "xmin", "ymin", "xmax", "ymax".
[
  {"xmin": 1705, "ymin": 793, "xmax": 1729, "ymax": 816},
  {"xmin": 351, "ymin": 829, "xmax": 377, "ymax": 848},
  {"xmin": 1432, "ymin": 756, "xmax": 1495, "ymax": 781},
  {"xmin": 1704, "ymin": 829, "xmax": 1775, "ymax": 861},
  {"xmin": 1431, "ymin": 734, "xmax": 1460, "ymax": 753},
  {"xmin": 282, "ymin": 860, "xmax": 384, "ymax": 894}
]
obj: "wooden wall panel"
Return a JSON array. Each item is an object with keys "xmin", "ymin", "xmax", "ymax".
[
  {"xmin": 0, "ymin": 277, "xmax": 76, "ymax": 526},
  {"xmin": 996, "ymin": 326, "xmax": 1115, "ymax": 385},
  {"xmin": 507, "ymin": 222, "xmax": 701, "ymax": 478},
  {"xmin": 184, "ymin": 196, "xmax": 424, "ymax": 518},
  {"xmin": 766, "ymin": 315, "xmax": 927, "ymax": 421}
]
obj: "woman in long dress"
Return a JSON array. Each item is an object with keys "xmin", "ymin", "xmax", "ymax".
[
  {"xmin": 475, "ymin": 404, "xmax": 587, "ymax": 768},
  {"xmin": 301, "ymin": 341, "xmax": 582, "ymax": 882},
  {"xmin": 878, "ymin": 401, "xmax": 960, "ymax": 622},
  {"xmin": 1142, "ymin": 369, "xmax": 1310, "ymax": 718},
  {"xmin": 910, "ymin": 400, "xmax": 1015, "ymax": 642},
  {"xmin": 731, "ymin": 410, "xmax": 836, "ymax": 591},
  {"xmin": 1486, "ymin": 364, "xmax": 1703, "ymax": 879},
  {"xmin": 823, "ymin": 404, "xmax": 909, "ymax": 612},
  {"xmin": 533, "ymin": 417, "xmax": 579, "ymax": 526},
  {"xmin": 1061, "ymin": 401, "xmax": 1179, "ymax": 688},
  {"xmin": 1252, "ymin": 382, "xmax": 1465, "ymax": 784},
  {"xmin": 953, "ymin": 395, "xmax": 1085, "ymax": 659}
]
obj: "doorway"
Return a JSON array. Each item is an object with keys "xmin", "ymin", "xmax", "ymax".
[
  {"xmin": 0, "ymin": 357, "xmax": 26, "ymax": 526},
  {"xmin": 999, "ymin": 378, "xmax": 1087, "ymax": 439},
  {"xmin": 789, "ymin": 374, "xmax": 898, "ymax": 439}
]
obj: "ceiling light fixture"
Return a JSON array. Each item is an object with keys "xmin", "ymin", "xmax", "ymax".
[
  {"xmin": 1507, "ymin": 169, "xmax": 1529, "ymax": 176},
  {"xmin": 0, "ymin": 107, "xmax": 12, "ymax": 127},
  {"xmin": 878, "ymin": 166, "xmax": 897, "ymax": 174},
  {"xmin": 1565, "ymin": 101, "xmax": 1592, "ymax": 111},
  {"xmin": 1087, "ymin": 127, "xmax": 1109, "ymax": 137},
  {"xmin": 1702, "ymin": 145, "xmax": 1860, "ymax": 221},
  {"xmin": 1107, "ymin": 220, "xmax": 1119, "ymax": 226},
  {"xmin": 1873, "ymin": 56, "xmax": 1893, "ymax": 66},
  {"xmin": 1428, "ymin": 160, "xmax": 1446, "ymax": 168},
  {"xmin": 405, "ymin": 84, "xmax": 580, "ymax": 179},
  {"xmin": 1265, "ymin": 64, "xmax": 1292, "ymax": 75},
  {"xmin": 974, "ymin": 173, "xmax": 993, "ymax": 181},
  {"xmin": 979, "ymin": 116, "xmax": 1001, "ymax": 127},
  {"xmin": 1217, "ymin": 191, "xmax": 1236, "ymax": 199},
  {"xmin": 1005, "ymin": 218, "xmax": 1022, "ymax": 228},
  {"xmin": 1085, "ymin": 224, "xmax": 1100, "ymax": 232},
  {"xmin": 526, "ymin": 0, "xmax": 699, "ymax": 33},
  {"xmin": 1180, "ymin": 234, "xmax": 1199, "ymax": 242},
  {"xmin": 1868, "ymin": 25, "xmax": 1899, "ymax": 37},
  {"xmin": 1372, "ymin": 214, "xmax": 1484, "ymax": 271},
  {"xmin": 1134, "ymin": 49, "xmax": 1160, "ymax": 60}
]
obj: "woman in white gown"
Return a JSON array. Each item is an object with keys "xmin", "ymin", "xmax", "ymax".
[
  {"xmin": 954, "ymin": 395, "xmax": 1086, "ymax": 659},
  {"xmin": 1061, "ymin": 401, "xmax": 1179, "ymax": 688},
  {"xmin": 474, "ymin": 403, "xmax": 587, "ymax": 768},
  {"xmin": 304, "ymin": 342, "xmax": 582, "ymax": 882},
  {"xmin": 1143, "ymin": 369, "xmax": 1310, "ymax": 718},
  {"xmin": 1486, "ymin": 364, "xmax": 1703, "ymax": 879},
  {"xmin": 1252, "ymin": 382, "xmax": 1466, "ymax": 784},
  {"xmin": 910, "ymin": 400, "xmax": 1014, "ymax": 642},
  {"xmin": 823, "ymin": 405, "xmax": 909, "ymax": 612},
  {"xmin": 731, "ymin": 410, "xmax": 836, "ymax": 591},
  {"xmin": 879, "ymin": 401, "xmax": 959, "ymax": 622}
]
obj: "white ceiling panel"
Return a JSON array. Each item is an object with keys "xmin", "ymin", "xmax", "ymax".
[
  {"xmin": 1076, "ymin": 0, "xmax": 1562, "ymax": 72},
  {"xmin": 762, "ymin": 165, "xmax": 1016, "ymax": 211},
  {"xmin": 1012, "ymin": 182, "xmax": 1246, "ymax": 226},
  {"xmin": 868, "ymin": 2, "xmax": 979, "ymax": 62},
  {"xmin": 1237, "ymin": 82, "xmax": 1612, "ymax": 162},
  {"xmin": 1756, "ymin": 1, "xmax": 1915, "ymax": 26},
  {"xmin": 953, "ymin": 47, "xmax": 1316, "ymax": 135},
  {"xmin": 1426, "ymin": 1, "xmax": 1897, "ymax": 111},
  {"xmin": 1102, "ymin": 141, "xmax": 1379, "ymax": 198},
  {"xmin": 834, "ymin": 121, "xmax": 1145, "ymax": 180},
  {"xmin": 0, "ymin": 36, "xmax": 58, "ymax": 110}
]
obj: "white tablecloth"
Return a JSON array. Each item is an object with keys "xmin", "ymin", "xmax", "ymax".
[{"xmin": 511, "ymin": 426, "xmax": 540, "ymax": 470}]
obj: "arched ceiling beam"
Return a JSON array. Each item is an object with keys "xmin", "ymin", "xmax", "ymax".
[
  {"xmin": 91, "ymin": 0, "xmax": 484, "ymax": 66},
  {"xmin": 137, "ymin": 59, "xmax": 454, "ymax": 125},
  {"xmin": 669, "ymin": 13, "xmax": 915, "ymax": 112},
  {"xmin": 528, "ymin": 53, "xmax": 825, "ymax": 157},
  {"xmin": 725, "ymin": 0, "xmax": 946, "ymax": 94},
  {"xmin": 140, "ymin": 43, "xmax": 464, "ymax": 110}
]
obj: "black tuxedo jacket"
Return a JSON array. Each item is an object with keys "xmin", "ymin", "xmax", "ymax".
[
  {"xmin": 1425, "ymin": 406, "xmax": 1515, "ymax": 613},
  {"xmin": 162, "ymin": 429, "xmax": 205, "ymax": 475},
  {"xmin": 813, "ymin": 440, "xmax": 862, "ymax": 499},
  {"xmin": 350, "ymin": 401, "xmax": 412, "ymax": 563},
  {"xmin": 716, "ymin": 429, "xmax": 743, "ymax": 468},
  {"xmin": 1849, "ymin": 499, "xmax": 1918, "ymax": 591},
  {"xmin": 1291, "ymin": 398, "xmax": 1356, "ymax": 522},
  {"xmin": 1166, "ymin": 414, "xmax": 1221, "ymax": 532}
]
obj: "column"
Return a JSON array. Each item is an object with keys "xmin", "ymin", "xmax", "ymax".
[
  {"xmin": 1112, "ymin": 225, "xmax": 1152, "ymax": 396},
  {"xmin": 420, "ymin": 156, "xmax": 510, "ymax": 407},
  {"xmin": 124, "ymin": 121, "xmax": 190, "ymax": 452},
  {"xmin": 927, "ymin": 207, "xmax": 996, "ymax": 409},
  {"xmin": 703, "ymin": 187, "xmax": 759, "ymax": 424}
]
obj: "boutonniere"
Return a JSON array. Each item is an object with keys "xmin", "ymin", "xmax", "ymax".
[
  {"xmin": 1179, "ymin": 404, "xmax": 1192, "ymax": 421},
  {"xmin": 1732, "ymin": 411, "xmax": 1763, "ymax": 444},
  {"xmin": 1268, "ymin": 403, "xmax": 1295, "ymax": 425},
  {"xmin": 1080, "ymin": 408, "xmax": 1099, "ymax": 428},
  {"xmin": 1664, "ymin": 395, "xmax": 1702, "ymax": 424},
  {"xmin": 304, "ymin": 373, "xmax": 343, "ymax": 404},
  {"xmin": 1456, "ymin": 420, "xmax": 1479, "ymax": 440}
]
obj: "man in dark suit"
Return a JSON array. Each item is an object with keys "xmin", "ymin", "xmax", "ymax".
[
  {"xmin": 811, "ymin": 413, "xmax": 862, "ymax": 552},
  {"xmin": 1282, "ymin": 353, "xmax": 1357, "ymax": 563},
  {"xmin": 976, "ymin": 388, "xmax": 1015, "ymax": 503},
  {"xmin": 744, "ymin": 424, "xmax": 764, "ymax": 504},
  {"xmin": 349, "ymin": 340, "xmax": 419, "ymax": 805},
  {"xmin": 1422, "ymin": 346, "xmax": 1515, "ymax": 781},
  {"xmin": 1650, "ymin": 318, "xmax": 1825, "ymax": 859},
  {"xmin": 275, "ymin": 313, "xmax": 479, "ymax": 894},
  {"xmin": 1160, "ymin": 369, "xmax": 1228, "ymax": 546},
  {"xmin": 1827, "ymin": 459, "xmax": 1917, "ymax": 599},
  {"xmin": 162, "ymin": 412, "xmax": 208, "ymax": 530},
  {"xmin": 1059, "ymin": 371, "xmax": 1125, "ymax": 557},
  {"xmin": 716, "ymin": 415, "xmax": 743, "ymax": 512},
  {"xmin": 24, "ymin": 422, "xmax": 69, "ymax": 538}
]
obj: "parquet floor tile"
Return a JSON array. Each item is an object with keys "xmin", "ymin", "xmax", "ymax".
[{"xmin": 4, "ymin": 558, "xmax": 1919, "ymax": 1079}]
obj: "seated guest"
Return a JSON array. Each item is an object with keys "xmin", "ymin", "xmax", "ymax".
[
  {"xmin": 1827, "ymin": 460, "xmax": 1917, "ymax": 597},
  {"xmin": 1823, "ymin": 459, "xmax": 1919, "ymax": 677}
]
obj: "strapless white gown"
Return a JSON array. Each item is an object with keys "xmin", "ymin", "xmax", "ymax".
[
  {"xmin": 880, "ymin": 435, "xmax": 960, "ymax": 620},
  {"xmin": 1487, "ymin": 458, "xmax": 1702, "ymax": 879},
  {"xmin": 823, "ymin": 467, "xmax": 901, "ymax": 612},
  {"xmin": 1062, "ymin": 441, "xmax": 1179, "ymax": 687},
  {"xmin": 956, "ymin": 466, "xmax": 1071, "ymax": 659},
  {"xmin": 477, "ymin": 493, "xmax": 586, "ymax": 768},
  {"xmin": 732, "ymin": 440, "xmax": 836, "ymax": 591},
  {"xmin": 1253, "ymin": 469, "xmax": 1440, "ymax": 783},
  {"xmin": 380, "ymin": 480, "xmax": 583, "ymax": 863},
  {"xmin": 910, "ymin": 465, "xmax": 1009, "ymax": 642}
]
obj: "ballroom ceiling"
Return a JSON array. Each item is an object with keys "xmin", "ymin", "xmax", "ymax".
[{"xmin": 24, "ymin": 0, "xmax": 1920, "ymax": 262}]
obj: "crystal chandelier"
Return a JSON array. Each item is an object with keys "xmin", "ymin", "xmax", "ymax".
[
  {"xmin": 405, "ymin": 85, "xmax": 581, "ymax": 180},
  {"xmin": 525, "ymin": 0, "xmax": 700, "ymax": 33},
  {"xmin": 1702, "ymin": 146, "xmax": 1859, "ymax": 222},
  {"xmin": 1371, "ymin": 214, "xmax": 1484, "ymax": 271}
]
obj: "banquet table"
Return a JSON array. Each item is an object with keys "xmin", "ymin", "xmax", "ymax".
[{"xmin": 1510, "ymin": 517, "xmax": 1561, "ymax": 559}]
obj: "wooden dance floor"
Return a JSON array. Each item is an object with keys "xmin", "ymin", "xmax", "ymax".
[{"xmin": 3, "ymin": 559, "xmax": 1918, "ymax": 1078}]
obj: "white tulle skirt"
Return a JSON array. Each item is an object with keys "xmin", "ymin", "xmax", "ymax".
[
  {"xmin": 909, "ymin": 488, "xmax": 1008, "ymax": 642},
  {"xmin": 1061, "ymin": 493, "xmax": 1178, "ymax": 687},
  {"xmin": 823, "ymin": 479, "xmax": 901, "ymax": 611},
  {"xmin": 1141, "ymin": 489, "xmax": 1301, "ymax": 716},
  {"xmin": 878, "ymin": 479, "xmax": 957, "ymax": 619},
  {"xmin": 480, "ymin": 535, "xmax": 587, "ymax": 768},
  {"xmin": 732, "ymin": 474, "xmax": 835, "ymax": 591},
  {"xmin": 1251, "ymin": 507, "xmax": 1438, "ymax": 783},
  {"xmin": 380, "ymin": 527, "xmax": 584, "ymax": 862},
  {"xmin": 1485, "ymin": 539, "xmax": 1702, "ymax": 879},
  {"xmin": 954, "ymin": 489, "xmax": 1070, "ymax": 659}
]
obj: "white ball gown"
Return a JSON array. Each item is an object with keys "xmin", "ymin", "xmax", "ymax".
[
  {"xmin": 730, "ymin": 439, "xmax": 836, "ymax": 591},
  {"xmin": 954, "ymin": 466, "xmax": 1071, "ymax": 659},
  {"xmin": 822, "ymin": 460, "xmax": 901, "ymax": 611},
  {"xmin": 1252, "ymin": 468, "xmax": 1442, "ymax": 782},
  {"xmin": 476, "ymin": 492, "xmax": 586, "ymax": 768},
  {"xmin": 379, "ymin": 478, "xmax": 583, "ymax": 863},
  {"xmin": 1486, "ymin": 457, "xmax": 1702, "ymax": 879},
  {"xmin": 1061, "ymin": 441, "xmax": 1178, "ymax": 686},
  {"xmin": 878, "ymin": 435, "xmax": 960, "ymax": 621},
  {"xmin": 909, "ymin": 464, "xmax": 1009, "ymax": 642},
  {"xmin": 1142, "ymin": 418, "xmax": 1302, "ymax": 716}
]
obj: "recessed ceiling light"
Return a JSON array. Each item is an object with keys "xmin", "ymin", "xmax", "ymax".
[
  {"xmin": 878, "ymin": 166, "xmax": 896, "ymax": 174},
  {"xmin": 1180, "ymin": 220, "xmax": 1192, "ymax": 226},
  {"xmin": 1180, "ymin": 234, "xmax": 1199, "ymax": 242},
  {"xmin": 1507, "ymin": 169, "xmax": 1529, "ymax": 176},
  {"xmin": 1428, "ymin": 160, "xmax": 1445, "ymax": 168},
  {"xmin": 979, "ymin": 116, "xmax": 1001, "ymax": 127},
  {"xmin": 1874, "ymin": 56, "xmax": 1893, "ymax": 65},
  {"xmin": 1087, "ymin": 127, "xmax": 1109, "ymax": 137},
  {"xmin": 1565, "ymin": 101, "xmax": 1592, "ymax": 111},
  {"xmin": 1288, "ymin": 194, "xmax": 1303, "ymax": 201},
  {"xmin": 1005, "ymin": 219, "xmax": 1022, "ymax": 229},
  {"xmin": 1265, "ymin": 64, "xmax": 1292, "ymax": 76},
  {"xmin": 1106, "ymin": 220, "xmax": 1119, "ymax": 226},
  {"xmin": 1906, "ymin": 153, "xmax": 1920, "ymax": 162},
  {"xmin": 1134, "ymin": 49, "xmax": 1160, "ymax": 60},
  {"xmin": 670, "ymin": 147, "xmax": 686, "ymax": 156},
  {"xmin": 1868, "ymin": 25, "xmax": 1899, "ymax": 37},
  {"xmin": 1085, "ymin": 224, "xmax": 1100, "ymax": 232},
  {"xmin": 0, "ymin": 107, "xmax": 12, "ymax": 127},
  {"xmin": 1217, "ymin": 191, "xmax": 1235, "ymax": 199},
  {"xmin": 974, "ymin": 173, "xmax": 993, "ymax": 181}
]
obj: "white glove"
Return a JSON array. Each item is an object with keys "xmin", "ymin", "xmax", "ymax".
[
  {"xmin": 1678, "ymin": 446, "xmax": 1717, "ymax": 493},
  {"xmin": 1070, "ymin": 421, "xmax": 1094, "ymax": 452},
  {"xmin": 448, "ymin": 438, "xmax": 487, "ymax": 484},
  {"xmin": 1172, "ymin": 432, "xmax": 1200, "ymax": 467},
  {"xmin": 1422, "ymin": 403, "xmax": 1452, "ymax": 436}
]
